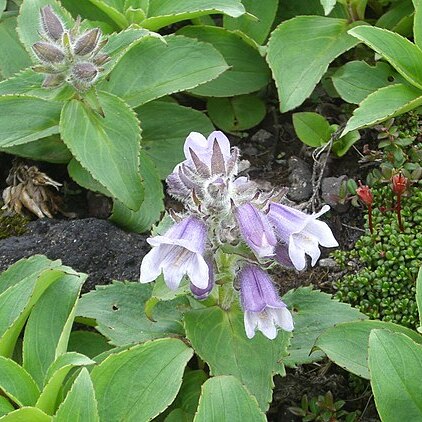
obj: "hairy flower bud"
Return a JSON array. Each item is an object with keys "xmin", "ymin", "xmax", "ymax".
[
  {"xmin": 32, "ymin": 42, "xmax": 65, "ymax": 64},
  {"xmin": 72, "ymin": 62, "xmax": 98, "ymax": 82},
  {"xmin": 93, "ymin": 53, "xmax": 111, "ymax": 66},
  {"xmin": 74, "ymin": 28, "xmax": 101, "ymax": 56},
  {"xmin": 40, "ymin": 5, "xmax": 64, "ymax": 41},
  {"xmin": 392, "ymin": 173, "xmax": 408, "ymax": 195},
  {"xmin": 42, "ymin": 73, "xmax": 65, "ymax": 88},
  {"xmin": 356, "ymin": 181, "xmax": 373, "ymax": 206}
]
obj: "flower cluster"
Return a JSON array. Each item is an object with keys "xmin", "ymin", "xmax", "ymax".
[
  {"xmin": 32, "ymin": 6, "xmax": 109, "ymax": 91},
  {"xmin": 140, "ymin": 132, "xmax": 338, "ymax": 339}
]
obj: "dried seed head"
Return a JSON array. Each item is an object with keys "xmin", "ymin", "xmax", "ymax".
[
  {"xmin": 32, "ymin": 41, "xmax": 65, "ymax": 64},
  {"xmin": 72, "ymin": 62, "xmax": 98, "ymax": 82},
  {"xmin": 40, "ymin": 5, "xmax": 64, "ymax": 41},
  {"xmin": 74, "ymin": 28, "xmax": 101, "ymax": 56}
]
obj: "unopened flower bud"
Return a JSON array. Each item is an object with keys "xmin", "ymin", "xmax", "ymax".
[
  {"xmin": 32, "ymin": 42, "xmax": 65, "ymax": 64},
  {"xmin": 40, "ymin": 5, "xmax": 64, "ymax": 41},
  {"xmin": 42, "ymin": 73, "xmax": 65, "ymax": 88},
  {"xmin": 356, "ymin": 181, "xmax": 373, "ymax": 206},
  {"xmin": 72, "ymin": 62, "xmax": 98, "ymax": 82},
  {"xmin": 392, "ymin": 173, "xmax": 408, "ymax": 195},
  {"xmin": 93, "ymin": 53, "xmax": 111, "ymax": 66},
  {"xmin": 74, "ymin": 28, "xmax": 101, "ymax": 56}
]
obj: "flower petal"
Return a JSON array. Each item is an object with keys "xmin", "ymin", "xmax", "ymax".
[
  {"xmin": 288, "ymin": 236, "xmax": 307, "ymax": 271},
  {"xmin": 294, "ymin": 233, "xmax": 321, "ymax": 266},
  {"xmin": 139, "ymin": 247, "xmax": 163, "ymax": 283},
  {"xmin": 273, "ymin": 307, "xmax": 294, "ymax": 332},
  {"xmin": 186, "ymin": 253, "xmax": 209, "ymax": 289},
  {"xmin": 256, "ymin": 310, "xmax": 277, "ymax": 340},
  {"xmin": 305, "ymin": 220, "xmax": 339, "ymax": 248},
  {"xmin": 244, "ymin": 311, "xmax": 258, "ymax": 339}
]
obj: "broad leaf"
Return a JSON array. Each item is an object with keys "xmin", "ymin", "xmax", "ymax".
[
  {"xmin": 0, "ymin": 397, "xmax": 14, "ymax": 417},
  {"xmin": 86, "ymin": 0, "xmax": 128, "ymax": 29},
  {"xmin": 369, "ymin": 330, "xmax": 422, "ymax": 421},
  {"xmin": 348, "ymin": 25, "xmax": 422, "ymax": 90},
  {"xmin": 282, "ymin": 286, "xmax": 366, "ymax": 367},
  {"xmin": 184, "ymin": 305, "xmax": 291, "ymax": 411},
  {"xmin": 414, "ymin": 0, "xmax": 422, "ymax": 50},
  {"xmin": 292, "ymin": 112, "xmax": 331, "ymax": 147},
  {"xmin": 99, "ymin": 35, "xmax": 228, "ymax": 108},
  {"xmin": 332, "ymin": 61, "xmax": 404, "ymax": 104},
  {"xmin": 224, "ymin": 0, "xmax": 278, "ymax": 44},
  {"xmin": 76, "ymin": 282, "xmax": 188, "ymax": 346},
  {"xmin": 137, "ymin": 100, "xmax": 214, "ymax": 179},
  {"xmin": 207, "ymin": 95, "xmax": 266, "ymax": 133},
  {"xmin": 179, "ymin": 26, "xmax": 270, "ymax": 97},
  {"xmin": 195, "ymin": 376, "xmax": 266, "ymax": 422},
  {"xmin": 91, "ymin": 338, "xmax": 193, "ymax": 421},
  {"xmin": 0, "ymin": 0, "xmax": 5, "ymax": 18},
  {"xmin": 0, "ymin": 407, "xmax": 52, "ymax": 421},
  {"xmin": 0, "ymin": 357, "xmax": 40, "ymax": 407},
  {"xmin": 0, "ymin": 95, "xmax": 62, "ymax": 147},
  {"xmin": 60, "ymin": 91, "xmax": 143, "ymax": 210},
  {"xmin": 315, "ymin": 320, "xmax": 422, "ymax": 379},
  {"xmin": 141, "ymin": 0, "xmax": 246, "ymax": 31},
  {"xmin": 417, "ymin": 267, "xmax": 422, "ymax": 333},
  {"xmin": 320, "ymin": 0, "xmax": 337, "ymax": 15},
  {"xmin": 53, "ymin": 368, "xmax": 99, "ymax": 422},
  {"xmin": 332, "ymin": 129, "xmax": 360, "ymax": 157},
  {"xmin": 110, "ymin": 152, "xmax": 164, "ymax": 232},
  {"xmin": 267, "ymin": 17, "xmax": 361, "ymax": 112},
  {"xmin": 68, "ymin": 332, "xmax": 112, "ymax": 359},
  {"xmin": 342, "ymin": 83, "xmax": 422, "ymax": 135},
  {"xmin": 377, "ymin": 0, "xmax": 414, "ymax": 36}
]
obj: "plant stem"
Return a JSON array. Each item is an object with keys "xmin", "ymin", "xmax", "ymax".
[
  {"xmin": 396, "ymin": 194, "xmax": 404, "ymax": 232},
  {"xmin": 368, "ymin": 204, "xmax": 373, "ymax": 235}
]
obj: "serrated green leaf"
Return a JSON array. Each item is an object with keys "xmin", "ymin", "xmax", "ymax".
[
  {"xmin": 179, "ymin": 26, "xmax": 270, "ymax": 97},
  {"xmin": 91, "ymin": 338, "xmax": 193, "ymax": 421},
  {"xmin": 292, "ymin": 112, "xmax": 331, "ymax": 147},
  {"xmin": 348, "ymin": 25, "xmax": 422, "ymax": 89},
  {"xmin": 267, "ymin": 17, "xmax": 361, "ymax": 112},
  {"xmin": 87, "ymin": 0, "xmax": 128, "ymax": 29},
  {"xmin": 369, "ymin": 330, "xmax": 422, "ymax": 421},
  {"xmin": 99, "ymin": 35, "xmax": 228, "ymax": 108},
  {"xmin": 184, "ymin": 305, "xmax": 290, "ymax": 411},
  {"xmin": 76, "ymin": 281, "xmax": 188, "ymax": 346},
  {"xmin": 194, "ymin": 376, "xmax": 266, "ymax": 422},
  {"xmin": 315, "ymin": 320, "xmax": 422, "ymax": 379},
  {"xmin": 342, "ymin": 83, "xmax": 422, "ymax": 135},
  {"xmin": 282, "ymin": 286, "xmax": 366, "ymax": 367},
  {"xmin": 0, "ymin": 407, "xmax": 52, "ymax": 421},
  {"xmin": 0, "ymin": 95, "xmax": 62, "ymax": 147},
  {"xmin": 60, "ymin": 91, "xmax": 143, "ymax": 210}
]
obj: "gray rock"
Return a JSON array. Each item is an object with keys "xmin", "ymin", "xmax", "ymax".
[
  {"xmin": 251, "ymin": 129, "xmax": 272, "ymax": 143},
  {"xmin": 321, "ymin": 176, "xmax": 349, "ymax": 213},
  {"xmin": 287, "ymin": 157, "xmax": 313, "ymax": 202},
  {"xmin": 318, "ymin": 258, "xmax": 338, "ymax": 268},
  {"xmin": 0, "ymin": 218, "xmax": 149, "ymax": 292}
]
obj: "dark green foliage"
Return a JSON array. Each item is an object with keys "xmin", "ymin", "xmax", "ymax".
[
  {"xmin": 334, "ymin": 183, "xmax": 422, "ymax": 328},
  {"xmin": 0, "ymin": 213, "xmax": 28, "ymax": 239}
]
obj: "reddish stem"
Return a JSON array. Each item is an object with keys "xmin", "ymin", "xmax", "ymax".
[
  {"xmin": 396, "ymin": 194, "xmax": 404, "ymax": 232},
  {"xmin": 368, "ymin": 204, "xmax": 374, "ymax": 235}
]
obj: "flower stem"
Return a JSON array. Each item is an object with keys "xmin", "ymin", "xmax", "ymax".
[
  {"xmin": 396, "ymin": 194, "xmax": 404, "ymax": 232},
  {"xmin": 368, "ymin": 204, "xmax": 374, "ymax": 235}
]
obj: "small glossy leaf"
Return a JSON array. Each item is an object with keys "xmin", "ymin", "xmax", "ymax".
[
  {"xmin": 207, "ymin": 95, "xmax": 266, "ymax": 133},
  {"xmin": 60, "ymin": 91, "xmax": 143, "ymax": 210},
  {"xmin": 267, "ymin": 17, "xmax": 360, "ymax": 112},
  {"xmin": 100, "ymin": 35, "xmax": 228, "ymax": 107},
  {"xmin": 0, "ymin": 95, "xmax": 62, "ymax": 147},
  {"xmin": 369, "ymin": 330, "xmax": 422, "ymax": 421},
  {"xmin": 0, "ymin": 407, "xmax": 52, "ymax": 421},
  {"xmin": 53, "ymin": 368, "xmax": 99, "ymax": 422},
  {"xmin": 342, "ymin": 83, "xmax": 422, "ymax": 135},
  {"xmin": 348, "ymin": 25, "xmax": 422, "ymax": 90},
  {"xmin": 195, "ymin": 376, "xmax": 266, "ymax": 422},
  {"xmin": 292, "ymin": 112, "xmax": 331, "ymax": 147},
  {"xmin": 282, "ymin": 286, "xmax": 366, "ymax": 367},
  {"xmin": 179, "ymin": 26, "xmax": 270, "ymax": 97},
  {"xmin": 91, "ymin": 338, "xmax": 193, "ymax": 422},
  {"xmin": 315, "ymin": 320, "xmax": 422, "ymax": 379}
]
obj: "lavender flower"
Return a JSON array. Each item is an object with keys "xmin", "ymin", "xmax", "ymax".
[
  {"xmin": 235, "ymin": 203, "xmax": 277, "ymax": 257},
  {"xmin": 268, "ymin": 204, "xmax": 338, "ymax": 271},
  {"xmin": 190, "ymin": 260, "xmax": 214, "ymax": 300},
  {"xmin": 240, "ymin": 264, "xmax": 293, "ymax": 339},
  {"xmin": 140, "ymin": 216, "xmax": 209, "ymax": 290}
]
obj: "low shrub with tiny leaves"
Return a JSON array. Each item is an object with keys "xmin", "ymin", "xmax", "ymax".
[{"xmin": 334, "ymin": 182, "xmax": 422, "ymax": 328}]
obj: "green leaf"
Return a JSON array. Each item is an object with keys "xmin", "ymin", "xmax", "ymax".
[
  {"xmin": 342, "ymin": 83, "xmax": 422, "ymax": 135},
  {"xmin": 60, "ymin": 91, "xmax": 143, "ymax": 210},
  {"xmin": 315, "ymin": 320, "xmax": 422, "ymax": 379},
  {"xmin": 369, "ymin": 330, "xmax": 422, "ymax": 421},
  {"xmin": 292, "ymin": 112, "xmax": 332, "ymax": 147},
  {"xmin": 76, "ymin": 281, "xmax": 188, "ymax": 346},
  {"xmin": 282, "ymin": 286, "xmax": 366, "ymax": 367},
  {"xmin": 68, "ymin": 331, "xmax": 112, "ymax": 359},
  {"xmin": 184, "ymin": 305, "xmax": 290, "ymax": 411},
  {"xmin": 224, "ymin": 0, "xmax": 278, "ymax": 44},
  {"xmin": 348, "ymin": 25, "xmax": 422, "ymax": 90},
  {"xmin": 417, "ymin": 267, "xmax": 422, "ymax": 333},
  {"xmin": 17, "ymin": 0, "xmax": 74, "ymax": 54},
  {"xmin": 53, "ymin": 368, "xmax": 99, "ymax": 422},
  {"xmin": 91, "ymin": 338, "xmax": 193, "ymax": 421},
  {"xmin": 86, "ymin": 0, "xmax": 128, "ymax": 29},
  {"xmin": 0, "ymin": 407, "xmax": 52, "ymax": 422},
  {"xmin": 376, "ymin": 0, "xmax": 414, "ymax": 36},
  {"xmin": 332, "ymin": 61, "xmax": 405, "ymax": 104},
  {"xmin": 0, "ymin": 396, "xmax": 14, "ymax": 417},
  {"xmin": 99, "ymin": 35, "xmax": 228, "ymax": 108},
  {"xmin": 36, "ymin": 353, "xmax": 94, "ymax": 415},
  {"xmin": 0, "ymin": 0, "xmax": 6, "ymax": 18},
  {"xmin": 0, "ymin": 95, "xmax": 62, "ymax": 147},
  {"xmin": 23, "ymin": 273, "xmax": 86, "ymax": 388},
  {"xmin": 0, "ymin": 357, "xmax": 40, "ymax": 406},
  {"xmin": 320, "ymin": 0, "xmax": 337, "ymax": 15},
  {"xmin": 195, "ymin": 376, "xmax": 266, "ymax": 422},
  {"xmin": 332, "ymin": 130, "xmax": 360, "ymax": 156},
  {"xmin": 413, "ymin": 0, "xmax": 422, "ymax": 50},
  {"xmin": 110, "ymin": 152, "xmax": 164, "ymax": 232},
  {"xmin": 136, "ymin": 100, "xmax": 214, "ymax": 179},
  {"xmin": 179, "ymin": 26, "xmax": 270, "ymax": 97},
  {"xmin": 207, "ymin": 95, "xmax": 266, "ymax": 133},
  {"xmin": 0, "ymin": 17, "xmax": 31, "ymax": 80},
  {"xmin": 267, "ymin": 17, "xmax": 361, "ymax": 112},
  {"xmin": 141, "ymin": 0, "xmax": 246, "ymax": 31}
]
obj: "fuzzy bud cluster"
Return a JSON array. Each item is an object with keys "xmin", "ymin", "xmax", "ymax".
[{"xmin": 32, "ymin": 6, "xmax": 109, "ymax": 91}]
